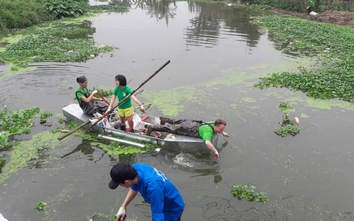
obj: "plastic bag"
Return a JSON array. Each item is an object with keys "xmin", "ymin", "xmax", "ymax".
[{"xmin": 89, "ymin": 116, "xmax": 114, "ymax": 129}]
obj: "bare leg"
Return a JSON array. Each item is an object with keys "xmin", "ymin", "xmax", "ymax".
[
  {"xmin": 119, "ymin": 116, "xmax": 126, "ymax": 131},
  {"xmin": 126, "ymin": 115, "xmax": 134, "ymax": 131}
]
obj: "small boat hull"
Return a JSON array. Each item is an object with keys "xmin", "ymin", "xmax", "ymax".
[{"xmin": 62, "ymin": 103, "xmax": 217, "ymax": 154}]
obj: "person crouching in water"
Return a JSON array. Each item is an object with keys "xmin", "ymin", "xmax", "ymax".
[
  {"xmin": 146, "ymin": 118, "xmax": 229, "ymax": 161},
  {"xmin": 75, "ymin": 76, "xmax": 109, "ymax": 115},
  {"xmin": 107, "ymin": 75, "xmax": 145, "ymax": 133}
]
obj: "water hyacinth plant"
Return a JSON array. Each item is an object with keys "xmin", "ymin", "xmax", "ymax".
[
  {"xmin": 275, "ymin": 102, "xmax": 300, "ymax": 137},
  {"xmin": 253, "ymin": 16, "xmax": 354, "ymax": 103},
  {"xmin": 278, "ymin": 101, "xmax": 292, "ymax": 112},
  {"xmin": 232, "ymin": 184, "xmax": 267, "ymax": 203},
  {"xmin": 275, "ymin": 120, "xmax": 300, "ymax": 137},
  {"xmin": 35, "ymin": 201, "xmax": 47, "ymax": 211},
  {"xmin": 0, "ymin": 18, "xmax": 115, "ymax": 71},
  {"xmin": 0, "ymin": 107, "xmax": 53, "ymax": 150}
]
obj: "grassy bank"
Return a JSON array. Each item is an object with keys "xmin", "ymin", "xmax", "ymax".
[
  {"xmin": 253, "ymin": 15, "xmax": 354, "ymax": 102},
  {"xmin": 241, "ymin": 0, "xmax": 354, "ymax": 13}
]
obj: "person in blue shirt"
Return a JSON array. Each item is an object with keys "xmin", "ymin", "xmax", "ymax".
[{"xmin": 109, "ymin": 162, "xmax": 185, "ymax": 221}]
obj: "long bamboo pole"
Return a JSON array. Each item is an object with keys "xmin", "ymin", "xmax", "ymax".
[{"xmin": 58, "ymin": 60, "xmax": 170, "ymax": 141}]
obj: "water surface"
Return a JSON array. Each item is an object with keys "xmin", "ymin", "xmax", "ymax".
[{"xmin": 0, "ymin": 1, "xmax": 353, "ymax": 221}]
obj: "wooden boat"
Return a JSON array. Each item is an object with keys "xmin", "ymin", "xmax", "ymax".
[{"xmin": 62, "ymin": 103, "xmax": 218, "ymax": 154}]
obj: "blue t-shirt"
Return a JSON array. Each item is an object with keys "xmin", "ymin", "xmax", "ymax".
[{"xmin": 131, "ymin": 163, "xmax": 185, "ymax": 221}]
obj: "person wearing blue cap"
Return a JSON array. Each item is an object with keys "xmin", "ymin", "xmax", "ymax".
[{"xmin": 109, "ymin": 162, "xmax": 185, "ymax": 221}]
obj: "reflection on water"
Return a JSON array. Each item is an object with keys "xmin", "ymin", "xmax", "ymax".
[
  {"xmin": 201, "ymin": 199, "xmax": 278, "ymax": 220},
  {"xmin": 91, "ymin": 0, "xmax": 262, "ymax": 49},
  {"xmin": 185, "ymin": 2, "xmax": 261, "ymax": 48},
  {"xmin": 61, "ymin": 142, "xmax": 95, "ymax": 158}
]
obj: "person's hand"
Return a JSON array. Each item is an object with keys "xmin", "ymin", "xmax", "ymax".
[
  {"xmin": 213, "ymin": 150, "xmax": 219, "ymax": 161},
  {"xmin": 222, "ymin": 132, "xmax": 229, "ymax": 138},
  {"xmin": 105, "ymin": 106, "xmax": 112, "ymax": 114},
  {"xmin": 92, "ymin": 89, "xmax": 98, "ymax": 95},
  {"xmin": 116, "ymin": 207, "xmax": 127, "ymax": 221},
  {"xmin": 139, "ymin": 105, "xmax": 146, "ymax": 113}
]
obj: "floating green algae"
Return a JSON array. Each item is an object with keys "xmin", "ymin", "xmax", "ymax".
[{"xmin": 0, "ymin": 131, "xmax": 61, "ymax": 184}]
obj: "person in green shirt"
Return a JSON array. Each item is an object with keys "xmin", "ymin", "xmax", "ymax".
[
  {"xmin": 146, "ymin": 118, "xmax": 229, "ymax": 161},
  {"xmin": 107, "ymin": 75, "xmax": 145, "ymax": 133},
  {"xmin": 307, "ymin": 0, "xmax": 315, "ymax": 15},
  {"xmin": 75, "ymin": 76, "xmax": 108, "ymax": 115}
]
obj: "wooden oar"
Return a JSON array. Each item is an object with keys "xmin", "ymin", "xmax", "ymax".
[
  {"xmin": 85, "ymin": 60, "xmax": 170, "ymax": 132},
  {"xmin": 58, "ymin": 120, "xmax": 91, "ymax": 140},
  {"xmin": 58, "ymin": 60, "xmax": 170, "ymax": 141},
  {"xmin": 97, "ymin": 91, "xmax": 110, "ymax": 105}
]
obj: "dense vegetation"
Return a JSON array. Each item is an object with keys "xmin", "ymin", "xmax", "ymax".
[
  {"xmin": 0, "ymin": 0, "xmax": 89, "ymax": 33},
  {"xmin": 0, "ymin": 0, "xmax": 55, "ymax": 32},
  {"xmin": 0, "ymin": 107, "xmax": 53, "ymax": 171},
  {"xmin": 0, "ymin": 0, "xmax": 130, "ymax": 71},
  {"xmin": 0, "ymin": 0, "xmax": 128, "ymax": 36},
  {"xmin": 0, "ymin": 22, "xmax": 115, "ymax": 70},
  {"xmin": 254, "ymin": 16, "xmax": 354, "ymax": 102},
  {"xmin": 242, "ymin": 0, "xmax": 354, "ymax": 13}
]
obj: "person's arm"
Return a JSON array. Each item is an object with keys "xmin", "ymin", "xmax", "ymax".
[
  {"xmin": 199, "ymin": 126, "xmax": 219, "ymax": 161},
  {"xmin": 116, "ymin": 189, "xmax": 138, "ymax": 221},
  {"xmin": 205, "ymin": 140, "xmax": 219, "ymax": 161},
  {"xmin": 131, "ymin": 95, "xmax": 145, "ymax": 113},
  {"xmin": 81, "ymin": 90, "xmax": 98, "ymax": 103},
  {"xmin": 106, "ymin": 95, "xmax": 116, "ymax": 113},
  {"xmin": 121, "ymin": 189, "xmax": 138, "ymax": 208},
  {"xmin": 221, "ymin": 131, "xmax": 229, "ymax": 138},
  {"xmin": 108, "ymin": 95, "xmax": 116, "ymax": 108}
]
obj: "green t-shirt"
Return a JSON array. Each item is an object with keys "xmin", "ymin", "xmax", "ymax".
[
  {"xmin": 75, "ymin": 88, "xmax": 88, "ymax": 105},
  {"xmin": 113, "ymin": 85, "xmax": 132, "ymax": 109},
  {"xmin": 308, "ymin": 0, "xmax": 314, "ymax": 7},
  {"xmin": 198, "ymin": 122, "xmax": 214, "ymax": 141}
]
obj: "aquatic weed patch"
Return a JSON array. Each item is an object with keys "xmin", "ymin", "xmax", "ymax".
[
  {"xmin": 0, "ymin": 131, "xmax": 61, "ymax": 183},
  {"xmin": 232, "ymin": 184, "xmax": 267, "ymax": 203},
  {"xmin": 0, "ymin": 107, "xmax": 56, "ymax": 150},
  {"xmin": 253, "ymin": 16, "xmax": 354, "ymax": 102},
  {"xmin": 275, "ymin": 102, "xmax": 300, "ymax": 137},
  {"xmin": 0, "ymin": 107, "xmax": 57, "ymax": 174},
  {"xmin": 278, "ymin": 101, "xmax": 293, "ymax": 112},
  {"xmin": 58, "ymin": 119, "xmax": 158, "ymax": 155},
  {"xmin": 105, "ymin": 140, "xmax": 158, "ymax": 155},
  {"xmin": 88, "ymin": 4, "xmax": 129, "ymax": 13},
  {"xmin": 0, "ymin": 20, "xmax": 115, "ymax": 71},
  {"xmin": 35, "ymin": 201, "xmax": 47, "ymax": 211},
  {"xmin": 0, "ymin": 107, "xmax": 40, "ymax": 150}
]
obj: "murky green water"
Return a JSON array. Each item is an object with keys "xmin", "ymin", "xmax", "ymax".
[{"xmin": 1, "ymin": 1, "xmax": 354, "ymax": 221}]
